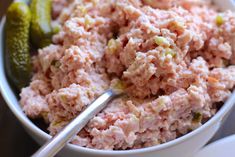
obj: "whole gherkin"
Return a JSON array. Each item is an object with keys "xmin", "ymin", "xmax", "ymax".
[{"xmin": 5, "ymin": 2, "xmax": 32, "ymax": 90}]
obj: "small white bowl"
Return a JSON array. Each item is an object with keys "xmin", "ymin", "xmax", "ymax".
[{"xmin": 0, "ymin": 1, "xmax": 235, "ymax": 157}]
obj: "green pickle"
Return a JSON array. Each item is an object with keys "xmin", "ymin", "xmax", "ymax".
[
  {"xmin": 30, "ymin": 0, "xmax": 53, "ymax": 48},
  {"xmin": 5, "ymin": 2, "xmax": 32, "ymax": 90}
]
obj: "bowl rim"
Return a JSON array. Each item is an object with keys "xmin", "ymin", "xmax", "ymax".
[{"xmin": 1, "ymin": 0, "xmax": 235, "ymax": 155}]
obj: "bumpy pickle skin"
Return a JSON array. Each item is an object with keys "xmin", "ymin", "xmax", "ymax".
[
  {"xmin": 30, "ymin": 0, "xmax": 53, "ymax": 48},
  {"xmin": 5, "ymin": 2, "xmax": 32, "ymax": 90}
]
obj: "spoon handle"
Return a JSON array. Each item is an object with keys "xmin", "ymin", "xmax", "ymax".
[{"xmin": 32, "ymin": 89, "xmax": 117, "ymax": 157}]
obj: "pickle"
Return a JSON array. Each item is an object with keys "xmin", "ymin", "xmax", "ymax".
[
  {"xmin": 30, "ymin": 0, "xmax": 53, "ymax": 48},
  {"xmin": 5, "ymin": 2, "xmax": 32, "ymax": 90}
]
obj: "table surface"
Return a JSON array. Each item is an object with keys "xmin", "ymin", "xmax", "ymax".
[{"xmin": 1, "ymin": 1, "xmax": 235, "ymax": 157}]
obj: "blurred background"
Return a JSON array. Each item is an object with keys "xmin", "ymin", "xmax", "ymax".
[{"xmin": 1, "ymin": 0, "xmax": 235, "ymax": 157}]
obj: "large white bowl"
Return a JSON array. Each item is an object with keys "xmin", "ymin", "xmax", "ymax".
[{"xmin": 0, "ymin": 1, "xmax": 235, "ymax": 157}]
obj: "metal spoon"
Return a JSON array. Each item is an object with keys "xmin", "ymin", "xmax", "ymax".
[{"xmin": 32, "ymin": 89, "xmax": 120, "ymax": 157}]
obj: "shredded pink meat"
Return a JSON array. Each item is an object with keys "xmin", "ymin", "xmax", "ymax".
[{"xmin": 20, "ymin": 0, "xmax": 235, "ymax": 150}]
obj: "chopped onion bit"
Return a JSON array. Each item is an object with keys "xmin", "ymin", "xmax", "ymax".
[
  {"xmin": 107, "ymin": 39, "xmax": 118, "ymax": 54},
  {"xmin": 216, "ymin": 14, "xmax": 224, "ymax": 26},
  {"xmin": 165, "ymin": 48, "xmax": 176, "ymax": 58},
  {"xmin": 155, "ymin": 36, "xmax": 170, "ymax": 47}
]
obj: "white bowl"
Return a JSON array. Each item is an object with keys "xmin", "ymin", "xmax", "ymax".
[{"xmin": 0, "ymin": 1, "xmax": 235, "ymax": 157}]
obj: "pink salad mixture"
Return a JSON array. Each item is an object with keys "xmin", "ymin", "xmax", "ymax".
[{"xmin": 20, "ymin": 0, "xmax": 235, "ymax": 150}]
